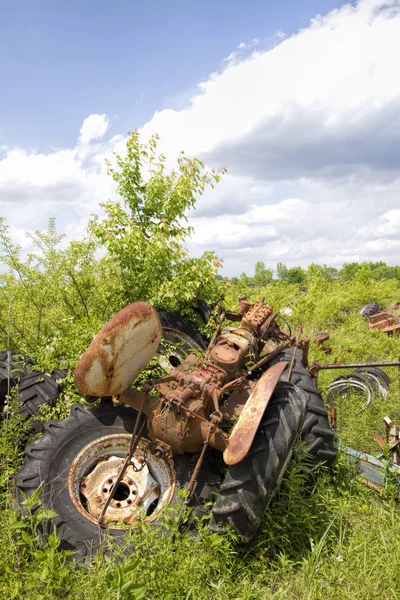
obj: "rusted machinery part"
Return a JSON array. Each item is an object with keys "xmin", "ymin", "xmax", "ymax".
[
  {"xmin": 74, "ymin": 302, "xmax": 162, "ymax": 398},
  {"xmin": 223, "ymin": 361, "xmax": 288, "ymax": 465},
  {"xmin": 70, "ymin": 434, "xmax": 175, "ymax": 527},
  {"xmin": 314, "ymin": 332, "xmax": 329, "ymax": 344},
  {"xmin": 118, "ymin": 361, "xmax": 287, "ymax": 459},
  {"xmin": 117, "ymin": 387, "xmax": 228, "ymax": 454},
  {"xmin": 366, "ymin": 311, "xmax": 400, "ymax": 334},
  {"xmin": 270, "ymin": 347, "xmax": 336, "ymax": 467},
  {"xmin": 209, "ymin": 382, "xmax": 308, "ymax": 541}
]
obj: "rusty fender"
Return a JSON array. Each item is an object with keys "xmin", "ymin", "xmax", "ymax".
[
  {"xmin": 223, "ymin": 361, "xmax": 288, "ymax": 466},
  {"xmin": 74, "ymin": 302, "xmax": 162, "ymax": 398}
]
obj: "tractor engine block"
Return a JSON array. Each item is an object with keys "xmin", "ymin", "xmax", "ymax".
[{"xmin": 118, "ymin": 298, "xmax": 284, "ymax": 454}]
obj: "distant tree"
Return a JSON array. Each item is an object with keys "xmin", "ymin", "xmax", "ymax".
[
  {"xmin": 306, "ymin": 263, "xmax": 338, "ymax": 282},
  {"xmin": 277, "ymin": 262, "xmax": 288, "ymax": 281},
  {"xmin": 239, "ymin": 272, "xmax": 251, "ymax": 286},
  {"xmin": 339, "ymin": 262, "xmax": 361, "ymax": 281},
  {"xmin": 253, "ymin": 261, "xmax": 273, "ymax": 286},
  {"xmin": 286, "ymin": 267, "xmax": 306, "ymax": 284},
  {"xmin": 277, "ymin": 262, "xmax": 306, "ymax": 284}
]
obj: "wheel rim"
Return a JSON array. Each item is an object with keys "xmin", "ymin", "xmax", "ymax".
[
  {"xmin": 156, "ymin": 327, "xmax": 204, "ymax": 372},
  {"xmin": 68, "ymin": 434, "xmax": 176, "ymax": 528}
]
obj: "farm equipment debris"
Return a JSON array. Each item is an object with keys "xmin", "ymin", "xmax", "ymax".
[
  {"xmin": 310, "ymin": 358, "xmax": 400, "ymax": 376},
  {"xmin": 319, "ymin": 356, "xmax": 400, "ymax": 499},
  {"xmin": 343, "ymin": 417, "xmax": 400, "ymax": 500},
  {"xmin": 365, "ymin": 311, "xmax": 400, "ymax": 335},
  {"xmin": 327, "ymin": 366, "xmax": 390, "ymax": 410},
  {"xmin": 13, "ymin": 292, "xmax": 400, "ymax": 558},
  {"xmin": 15, "ymin": 297, "xmax": 334, "ymax": 556}
]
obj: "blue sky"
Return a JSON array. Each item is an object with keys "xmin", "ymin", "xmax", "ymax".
[
  {"xmin": 1, "ymin": 0, "xmax": 400, "ymax": 275},
  {"xmin": 1, "ymin": 0, "xmax": 343, "ymax": 150}
]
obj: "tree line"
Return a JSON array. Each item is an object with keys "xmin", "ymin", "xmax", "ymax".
[{"xmin": 227, "ymin": 260, "xmax": 400, "ymax": 287}]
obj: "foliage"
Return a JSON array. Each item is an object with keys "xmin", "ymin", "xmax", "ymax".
[
  {"xmin": 276, "ymin": 262, "xmax": 306, "ymax": 284},
  {"xmin": 0, "ymin": 133, "xmax": 226, "ymax": 370},
  {"xmin": 90, "ymin": 131, "xmax": 225, "ymax": 315},
  {"xmin": 0, "ymin": 218, "xmax": 112, "ymax": 370}
]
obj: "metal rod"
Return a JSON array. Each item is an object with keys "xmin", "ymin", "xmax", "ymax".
[
  {"xmin": 287, "ymin": 345, "xmax": 297, "ymax": 382},
  {"xmin": 287, "ymin": 328, "xmax": 301, "ymax": 381},
  {"xmin": 206, "ymin": 311, "xmax": 225, "ymax": 352},
  {"xmin": 313, "ymin": 359, "xmax": 400, "ymax": 371},
  {"xmin": 186, "ymin": 431, "xmax": 212, "ymax": 497},
  {"xmin": 98, "ymin": 395, "xmax": 146, "ymax": 525},
  {"xmin": 247, "ymin": 340, "xmax": 292, "ymax": 375},
  {"xmin": 177, "ymin": 429, "xmax": 212, "ymax": 529}
]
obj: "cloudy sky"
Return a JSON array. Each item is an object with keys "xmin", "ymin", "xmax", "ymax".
[{"xmin": 1, "ymin": 0, "xmax": 400, "ymax": 276}]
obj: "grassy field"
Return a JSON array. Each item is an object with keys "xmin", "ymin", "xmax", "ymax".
[{"xmin": 1, "ymin": 276, "xmax": 400, "ymax": 599}]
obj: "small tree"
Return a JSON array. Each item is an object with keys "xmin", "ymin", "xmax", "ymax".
[{"xmin": 90, "ymin": 132, "xmax": 226, "ymax": 315}]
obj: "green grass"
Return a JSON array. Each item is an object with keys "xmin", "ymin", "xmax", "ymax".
[{"xmin": 2, "ymin": 278, "xmax": 400, "ymax": 599}]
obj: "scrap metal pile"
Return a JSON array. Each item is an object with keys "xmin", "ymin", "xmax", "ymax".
[{"xmin": 360, "ymin": 301, "xmax": 400, "ymax": 335}]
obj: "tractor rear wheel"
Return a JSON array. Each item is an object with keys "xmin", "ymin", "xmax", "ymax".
[
  {"xmin": 209, "ymin": 382, "xmax": 307, "ymax": 541},
  {"xmin": 14, "ymin": 402, "xmax": 190, "ymax": 561},
  {"xmin": 270, "ymin": 348, "xmax": 336, "ymax": 467}
]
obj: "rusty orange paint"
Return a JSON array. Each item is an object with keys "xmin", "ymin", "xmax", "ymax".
[
  {"xmin": 223, "ymin": 361, "xmax": 288, "ymax": 466},
  {"xmin": 74, "ymin": 302, "xmax": 162, "ymax": 397}
]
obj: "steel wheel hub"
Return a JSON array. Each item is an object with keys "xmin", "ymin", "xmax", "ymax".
[{"xmin": 68, "ymin": 434, "xmax": 175, "ymax": 528}]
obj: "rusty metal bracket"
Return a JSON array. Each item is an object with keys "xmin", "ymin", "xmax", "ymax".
[
  {"xmin": 310, "ymin": 358, "xmax": 400, "ymax": 378},
  {"xmin": 97, "ymin": 395, "xmax": 146, "ymax": 525},
  {"xmin": 223, "ymin": 361, "xmax": 288, "ymax": 465}
]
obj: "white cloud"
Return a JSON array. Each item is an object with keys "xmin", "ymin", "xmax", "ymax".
[
  {"xmin": 1, "ymin": 0, "xmax": 400, "ymax": 276},
  {"xmin": 79, "ymin": 114, "xmax": 110, "ymax": 145}
]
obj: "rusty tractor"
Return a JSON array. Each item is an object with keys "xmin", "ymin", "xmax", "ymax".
[{"xmin": 15, "ymin": 298, "xmax": 335, "ymax": 559}]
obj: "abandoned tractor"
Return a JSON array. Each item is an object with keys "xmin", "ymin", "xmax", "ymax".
[{"xmin": 15, "ymin": 298, "xmax": 335, "ymax": 559}]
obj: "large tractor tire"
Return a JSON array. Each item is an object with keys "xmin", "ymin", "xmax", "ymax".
[
  {"xmin": 209, "ymin": 382, "xmax": 307, "ymax": 541},
  {"xmin": 270, "ymin": 348, "xmax": 336, "ymax": 467},
  {"xmin": 156, "ymin": 310, "xmax": 208, "ymax": 372},
  {"xmin": 14, "ymin": 402, "xmax": 192, "ymax": 561},
  {"xmin": 0, "ymin": 350, "xmax": 29, "ymax": 409},
  {"xmin": 17, "ymin": 370, "xmax": 66, "ymax": 419}
]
